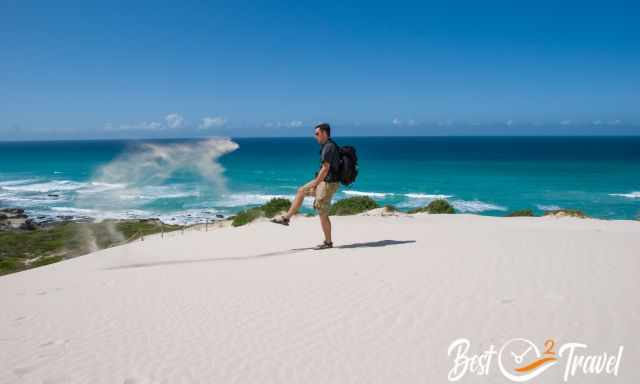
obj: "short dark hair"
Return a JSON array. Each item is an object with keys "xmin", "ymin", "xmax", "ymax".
[{"xmin": 315, "ymin": 123, "xmax": 331, "ymax": 137}]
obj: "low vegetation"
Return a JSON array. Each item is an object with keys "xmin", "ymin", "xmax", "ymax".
[
  {"xmin": 329, "ymin": 196, "xmax": 379, "ymax": 216},
  {"xmin": 506, "ymin": 209, "xmax": 535, "ymax": 217},
  {"xmin": 231, "ymin": 208, "xmax": 263, "ymax": 227},
  {"xmin": 232, "ymin": 198, "xmax": 292, "ymax": 227},
  {"xmin": 260, "ymin": 198, "xmax": 292, "ymax": 218},
  {"xmin": 383, "ymin": 205, "xmax": 398, "ymax": 212},
  {"xmin": 0, "ymin": 220, "xmax": 182, "ymax": 276},
  {"xmin": 408, "ymin": 199, "xmax": 455, "ymax": 214},
  {"xmin": 543, "ymin": 209, "xmax": 588, "ymax": 218}
]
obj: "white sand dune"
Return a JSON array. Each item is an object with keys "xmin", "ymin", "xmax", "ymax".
[{"xmin": 1, "ymin": 214, "xmax": 639, "ymax": 383}]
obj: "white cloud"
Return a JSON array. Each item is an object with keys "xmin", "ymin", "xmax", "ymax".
[
  {"xmin": 560, "ymin": 119, "xmax": 572, "ymax": 126},
  {"xmin": 392, "ymin": 118, "xmax": 402, "ymax": 126},
  {"xmin": 199, "ymin": 116, "xmax": 226, "ymax": 130},
  {"xmin": 408, "ymin": 119, "xmax": 416, "ymax": 126},
  {"xmin": 592, "ymin": 120, "xmax": 603, "ymax": 125},
  {"xmin": 607, "ymin": 119, "xmax": 622, "ymax": 125},
  {"xmin": 165, "ymin": 113, "xmax": 184, "ymax": 129},
  {"xmin": 264, "ymin": 120, "xmax": 304, "ymax": 128},
  {"xmin": 105, "ymin": 121, "xmax": 164, "ymax": 131},
  {"xmin": 505, "ymin": 119, "xmax": 514, "ymax": 126}
]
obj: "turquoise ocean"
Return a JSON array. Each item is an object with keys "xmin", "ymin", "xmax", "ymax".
[{"xmin": 1, "ymin": 137, "xmax": 639, "ymax": 224}]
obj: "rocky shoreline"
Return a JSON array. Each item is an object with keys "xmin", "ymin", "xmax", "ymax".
[
  {"xmin": 0, "ymin": 207, "xmax": 96, "ymax": 231},
  {"xmin": 0, "ymin": 208, "xmax": 36, "ymax": 230}
]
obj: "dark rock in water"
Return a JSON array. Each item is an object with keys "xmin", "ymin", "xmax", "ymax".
[
  {"xmin": 0, "ymin": 208, "xmax": 27, "ymax": 219},
  {"xmin": 48, "ymin": 194, "xmax": 60, "ymax": 198},
  {"xmin": 215, "ymin": 214, "xmax": 224, "ymax": 219},
  {"xmin": 0, "ymin": 208, "xmax": 25, "ymax": 215},
  {"xmin": 19, "ymin": 219, "xmax": 38, "ymax": 231},
  {"xmin": 0, "ymin": 213, "xmax": 7, "ymax": 220}
]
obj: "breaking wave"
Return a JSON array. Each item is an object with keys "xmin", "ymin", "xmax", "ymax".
[
  {"xmin": 2, "ymin": 180, "xmax": 86, "ymax": 193},
  {"xmin": 451, "ymin": 200, "xmax": 507, "ymax": 213},
  {"xmin": 343, "ymin": 190, "xmax": 392, "ymax": 198},
  {"xmin": 216, "ymin": 193, "xmax": 314, "ymax": 208},
  {"xmin": 609, "ymin": 191, "xmax": 640, "ymax": 199},
  {"xmin": 404, "ymin": 193, "xmax": 454, "ymax": 200},
  {"xmin": 536, "ymin": 204, "xmax": 562, "ymax": 211}
]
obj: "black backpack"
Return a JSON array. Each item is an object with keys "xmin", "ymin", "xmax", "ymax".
[{"xmin": 336, "ymin": 143, "xmax": 358, "ymax": 186}]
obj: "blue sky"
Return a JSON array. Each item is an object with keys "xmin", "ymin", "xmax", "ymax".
[{"xmin": 1, "ymin": 1, "xmax": 639, "ymax": 139}]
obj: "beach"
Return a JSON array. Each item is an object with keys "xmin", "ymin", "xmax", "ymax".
[{"xmin": 1, "ymin": 213, "xmax": 639, "ymax": 383}]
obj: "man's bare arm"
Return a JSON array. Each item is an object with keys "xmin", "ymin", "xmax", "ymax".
[{"xmin": 310, "ymin": 162, "xmax": 330, "ymax": 187}]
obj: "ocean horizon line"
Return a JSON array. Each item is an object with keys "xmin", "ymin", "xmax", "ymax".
[{"xmin": 2, "ymin": 134, "xmax": 640, "ymax": 144}]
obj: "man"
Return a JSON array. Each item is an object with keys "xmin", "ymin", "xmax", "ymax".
[{"xmin": 271, "ymin": 123, "xmax": 341, "ymax": 249}]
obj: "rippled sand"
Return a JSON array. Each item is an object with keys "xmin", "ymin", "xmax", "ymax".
[{"xmin": 1, "ymin": 214, "xmax": 639, "ymax": 383}]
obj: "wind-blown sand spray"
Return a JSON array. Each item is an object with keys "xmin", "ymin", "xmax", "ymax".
[
  {"xmin": 76, "ymin": 138, "xmax": 239, "ymax": 211},
  {"xmin": 69, "ymin": 139, "xmax": 239, "ymax": 248}
]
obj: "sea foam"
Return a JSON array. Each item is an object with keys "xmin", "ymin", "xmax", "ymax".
[
  {"xmin": 343, "ymin": 190, "xmax": 392, "ymax": 198},
  {"xmin": 609, "ymin": 192, "xmax": 640, "ymax": 199},
  {"xmin": 537, "ymin": 204, "xmax": 562, "ymax": 211},
  {"xmin": 2, "ymin": 180, "xmax": 86, "ymax": 193},
  {"xmin": 452, "ymin": 200, "xmax": 507, "ymax": 213}
]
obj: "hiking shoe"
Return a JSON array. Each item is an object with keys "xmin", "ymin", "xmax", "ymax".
[
  {"xmin": 270, "ymin": 216, "xmax": 290, "ymax": 226},
  {"xmin": 314, "ymin": 241, "xmax": 333, "ymax": 250}
]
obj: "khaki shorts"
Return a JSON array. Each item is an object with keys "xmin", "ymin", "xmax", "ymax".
[{"xmin": 302, "ymin": 181, "xmax": 340, "ymax": 215}]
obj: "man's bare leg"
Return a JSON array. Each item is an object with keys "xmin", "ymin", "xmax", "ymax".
[
  {"xmin": 284, "ymin": 186, "xmax": 307, "ymax": 219},
  {"xmin": 319, "ymin": 213, "xmax": 332, "ymax": 243}
]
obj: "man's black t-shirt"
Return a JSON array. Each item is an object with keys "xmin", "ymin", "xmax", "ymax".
[{"xmin": 320, "ymin": 140, "xmax": 341, "ymax": 182}]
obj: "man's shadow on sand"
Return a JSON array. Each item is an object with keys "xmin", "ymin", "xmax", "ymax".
[{"xmin": 106, "ymin": 240, "xmax": 416, "ymax": 270}]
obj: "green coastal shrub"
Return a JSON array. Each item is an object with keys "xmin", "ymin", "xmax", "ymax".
[
  {"xmin": 329, "ymin": 196, "xmax": 379, "ymax": 215},
  {"xmin": 383, "ymin": 205, "xmax": 398, "ymax": 212},
  {"xmin": 0, "ymin": 223, "xmax": 72, "ymax": 259},
  {"xmin": 232, "ymin": 207, "xmax": 263, "ymax": 227},
  {"xmin": 0, "ymin": 258, "xmax": 22, "ymax": 275},
  {"xmin": 115, "ymin": 220, "xmax": 182, "ymax": 241},
  {"xmin": 261, "ymin": 198, "xmax": 292, "ymax": 218},
  {"xmin": 408, "ymin": 199, "xmax": 455, "ymax": 214},
  {"xmin": 544, "ymin": 209, "xmax": 588, "ymax": 218},
  {"xmin": 232, "ymin": 198, "xmax": 292, "ymax": 227},
  {"xmin": 0, "ymin": 220, "xmax": 185, "ymax": 276},
  {"xmin": 507, "ymin": 209, "xmax": 535, "ymax": 217}
]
